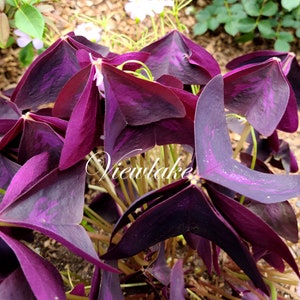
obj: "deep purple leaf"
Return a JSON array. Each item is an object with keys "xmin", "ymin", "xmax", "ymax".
[
  {"xmin": 0, "ymin": 231, "xmax": 65, "ymax": 299},
  {"xmin": 98, "ymin": 260, "xmax": 124, "ymax": 300},
  {"xmin": 226, "ymin": 50, "xmax": 289, "ymax": 70},
  {"xmin": 67, "ymin": 33, "xmax": 110, "ymax": 57},
  {"xmin": 146, "ymin": 242, "xmax": 171, "ymax": 286},
  {"xmin": 195, "ymin": 75, "xmax": 300, "ymax": 203},
  {"xmin": 0, "ymin": 98, "xmax": 21, "ymax": 134},
  {"xmin": 224, "ymin": 58, "xmax": 290, "ymax": 136},
  {"xmin": 89, "ymin": 192, "xmax": 121, "ymax": 224},
  {"xmin": 29, "ymin": 112, "xmax": 68, "ymax": 135},
  {"xmin": 102, "ymin": 184, "xmax": 268, "ymax": 294},
  {"xmin": 238, "ymin": 152, "xmax": 298, "ymax": 242},
  {"xmin": 102, "ymin": 62, "xmax": 195, "ymax": 163},
  {"xmin": 52, "ymin": 65, "xmax": 91, "ymax": 119},
  {"xmin": 0, "ymin": 152, "xmax": 52, "ymax": 210},
  {"xmin": 0, "ymin": 236, "xmax": 19, "ymax": 278},
  {"xmin": 18, "ymin": 119, "xmax": 64, "ymax": 164},
  {"xmin": 0, "ymin": 154, "xmax": 19, "ymax": 203},
  {"xmin": 245, "ymin": 200, "xmax": 298, "ymax": 243},
  {"xmin": 0, "ymin": 118, "xmax": 23, "ymax": 150},
  {"xmin": 0, "ymin": 268, "xmax": 36, "ymax": 300},
  {"xmin": 70, "ymin": 283, "xmax": 86, "ymax": 296},
  {"xmin": 184, "ymin": 233, "xmax": 220, "ymax": 275},
  {"xmin": 59, "ymin": 67, "xmax": 103, "ymax": 170},
  {"xmin": 0, "ymin": 162, "xmax": 116, "ymax": 272},
  {"xmin": 141, "ymin": 30, "xmax": 220, "ymax": 84},
  {"xmin": 226, "ymin": 50, "xmax": 300, "ymax": 116},
  {"xmin": 170, "ymin": 260, "xmax": 186, "ymax": 300},
  {"xmin": 207, "ymin": 184, "xmax": 299, "ymax": 276},
  {"xmin": 11, "ymin": 37, "xmax": 80, "ymax": 111}
]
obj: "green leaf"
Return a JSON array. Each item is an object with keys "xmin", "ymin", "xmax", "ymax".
[
  {"xmin": 261, "ymin": 1, "xmax": 278, "ymax": 16},
  {"xmin": 196, "ymin": 9, "xmax": 211, "ymax": 22},
  {"xmin": 235, "ymin": 32, "xmax": 255, "ymax": 43},
  {"xmin": 224, "ymin": 18, "xmax": 239, "ymax": 36},
  {"xmin": 281, "ymin": 0, "xmax": 300, "ymax": 11},
  {"xmin": 238, "ymin": 17, "xmax": 256, "ymax": 33},
  {"xmin": 5, "ymin": 0, "xmax": 17, "ymax": 6},
  {"xmin": 208, "ymin": 18, "xmax": 220, "ymax": 30},
  {"xmin": 296, "ymin": 27, "xmax": 300, "ymax": 38},
  {"xmin": 242, "ymin": 0, "xmax": 260, "ymax": 16},
  {"xmin": 14, "ymin": 3, "xmax": 45, "ymax": 39},
  {"xmin": 19, "ymin": 42, "xmax": 35, "ymax": 66},
  {"xmin": 274, "ymin": 38, "xmax": 291, "ymax": 51},
  {"xmin": 281, "ymin": 15, "xmax": 296, "ymax": 27},
  {"xmin": 277, "ymin": 31, "xmax": 294, "ymax": 42},
  {"xmin": 194, "ymin": 22, "xmax": 208, "ymax": 35},
  {"xmin": 258, "ymin": 19, "xmax": 276, "ymax": 38}
]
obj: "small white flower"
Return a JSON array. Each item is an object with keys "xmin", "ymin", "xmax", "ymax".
[
  {"xmin": 14, "ymin": 29, "xmax": 43, "ymax": 50},
  {"xmin": 125, "ymin": 0, "xmax": 174, "ymax": 21},
  {"xmin": 74, "ymin": 22, "xmax": 102, "ymax": 43},
  {"xmin": 89, "ymin": 53, "xmax": 104, "ymax": 95}
]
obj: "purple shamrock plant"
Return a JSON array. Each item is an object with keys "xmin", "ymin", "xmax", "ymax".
[{"xmin": 0, "ymin": 29, "xmax": 300, "ymax": 299}]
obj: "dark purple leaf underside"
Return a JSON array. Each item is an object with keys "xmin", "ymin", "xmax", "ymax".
[
  {"xmin": 102, "ymin": 185, "xmax": 268, "ymax": 294},
  {"xmin": 208, "ymin": 185, "xmax": 299, "ymax": 276},
  {"xmin": 0, "ymin": 118, "xmax": 23, "ymax": 150},
  {"xmin": 98, "ymin": 260, "xmax": 123, "ymax": 300},
  {"xmin": 110, "ymin": 178, "xmax": 190, "ymax": 239},
  {"xmin": 141, "ymin": 30, "xmax": 220, "ymax": 84},
  {"xmin": 146, "ymin": 242, "xmax": 171, "ymax": 286},
  {"xmin": 0, "ymin": 98, "xmax": 21, "ymax": 134},
  {"xmin": 224, "ymin": 58, "xmax": 289, "ymax": 137},
  {"xmin": 0, "ymin": 162, "xmax": 116, "ymax": 272},
  {"xmin": 239, "ymin": 152, "xmax": 298, "ymax": 242},
  {"xmin": 67, "ymin": 34, "xmax": 110, "ymax": 57},
  {"xmin": 0, "ymin": 231, "xmax": 65, "ymax": 299},
  {"xmin": 18, "ymin": 119, "xmax": 64, "ymax": 164},
  {"xmin": 59, "ymin": 67, "xmax": 103, "ymax": 170},
  {"xmin": 0, "ymin": 154, "xmax": 19, "ymax": 202},
  {"xmin": 195, "ymin": 75, "xmax": 300, "ymax": 203},
  {"xmin": 226, "ymin": 50, "xmax": 288, "ymax": 70},
  {"xmin": 245, "ymin": 201, "xmax": 298, "ymax": 243},
  {"xmin": 0, "ymin": 268, "xmax": 35, "ymax": 300},
  {"xmin": 52, "ymin": 65, "xmax": 91, "ymax": 119},
  {"xmin": 170, "ymin": 260, "xmax": 186, "ymax": 300},
  {"xmin": 11, "ymin": 38, "xmax": 80, "ymax": 111}
]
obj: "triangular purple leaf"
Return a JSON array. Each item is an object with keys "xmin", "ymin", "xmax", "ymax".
[
  {"xmin": 0, "ymin": 231, "xmax": 65, "ymax": 299},
  {"xmin": 195, "ymin": 75, "xmax": 300, "ymax": 203},
  {"xmin": 102, "ymin": 184, "xmax": 268, "ymax": 294},
  {"xmin": 207, "ymin": 184, "xmax": 299, "ymax": 276},
  {"xmin": 0, "ymin": 154, "xmax": 19, "ymax": 203},
  {"xmin": 102, "ymin": 62, "xmax": 193, "ymax": 163},
  {"xmin": 170, "ymin": 260, "xmax": 186, "ymax": 300},
  {"xmin": 59, "ymin": 67, "xmax": 103, "ymax": 170},
  {"xmin": 18, "ymin": 119, "xmax": 64, "ymax": 164},
  {"xmin": 0, "ymin": 268, "xmax": 36, "ymax": 300},
  {"xmin": 0, "ymin": 162, "xmax": 116, "ymax": 272},
  {"xmin": 141, "ymin": 30, "xmax": 220, "ymax": 84},
  {"xmin": 224, "ymin": 58, "xmax": 290, "ymax": 136},
  {"xmin": 146, "ymin": 242, "xmax": 171, "ymax": 286},
  {"xmin": 11, "ymin": 37, "xmax": 80, "ymax": 111}
]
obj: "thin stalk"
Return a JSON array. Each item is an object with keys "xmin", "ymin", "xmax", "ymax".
[
  {"xmin": 233, "ymin": 122, "xmax": 251, "ymax": 159},
  {"xmin": 250, "ymin": 125, "xmax": 257, "ymax": 170}
]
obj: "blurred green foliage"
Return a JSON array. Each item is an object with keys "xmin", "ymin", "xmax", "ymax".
[{"xmin": 194, "ymin": 0, "xmax": 300, "ymax": 51}]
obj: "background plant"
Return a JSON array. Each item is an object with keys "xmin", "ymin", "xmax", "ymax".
[{"xmin": 194, "ymin": 0, "xmax": 300, "ymax": 51}]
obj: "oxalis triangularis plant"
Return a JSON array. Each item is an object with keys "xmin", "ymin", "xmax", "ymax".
[{"xmin": 0, "ymin": 29, "xmax": 300, "ymax": 300}]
